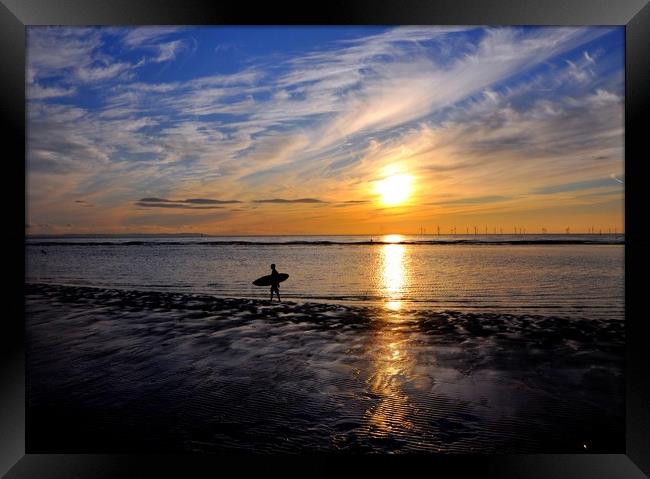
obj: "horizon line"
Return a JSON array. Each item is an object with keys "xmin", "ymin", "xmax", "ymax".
[{"xmin": 25, "ymin": 231, "xmax": 626, "ymax": 237}]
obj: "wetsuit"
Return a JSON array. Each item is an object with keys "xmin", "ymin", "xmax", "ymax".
[{"xmin": 270, "ymin": 269, "xmax": 281, "ymax": 301}]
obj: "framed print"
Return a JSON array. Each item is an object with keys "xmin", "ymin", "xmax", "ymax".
[{"xmin": 2, "ymin": 0, "xmax": 649, "ymax": 477}]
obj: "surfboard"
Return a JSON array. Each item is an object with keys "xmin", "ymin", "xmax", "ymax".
[{"xmin": 252, "ymin": 273, "xmax": 289, "ymax": 286}]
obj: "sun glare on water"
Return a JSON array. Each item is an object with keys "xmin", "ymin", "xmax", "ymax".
[{"xmin": 375, "ymin": 174, "xmax": 413, "ymax": 206}]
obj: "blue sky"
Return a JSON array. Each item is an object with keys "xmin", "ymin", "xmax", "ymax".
[{"xmin": 26, "ymin": 26, "xmax": 624, "ymax": 234}]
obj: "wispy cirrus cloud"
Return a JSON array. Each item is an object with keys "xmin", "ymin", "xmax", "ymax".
[
  {"xmin": 121, "ymin": 27, "xmax": 189, "ymax": 64},
  {"xmin": 27, "ymin": 26, "xmax": 189, "ymax": 93},
  {"xmin": 533, "ymin": 177, "xmax": 623, "ymax": 195},
  {"xmin": 27, "ymin": 28, "xmax": 137, "ymax": 87},
  {"xmin": 28, "ymin": 84, "xmax": 77, "ymax": 100},
  {"xmin": 152, "ymin": 40, "xmax": 186, "ymax": 63},
  {"xmin": 121, "ymin": 27, "xmax": 186, "ymax": 47}
]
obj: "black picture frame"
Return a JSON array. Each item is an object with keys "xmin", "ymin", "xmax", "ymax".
[{"xmin": 2, "ymin": 1, "xmax": 648, "ymax": 477}]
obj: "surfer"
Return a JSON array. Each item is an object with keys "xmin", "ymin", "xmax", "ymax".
[
  {"xmin": 252, "ymin": 266, "xmax": 288, "ymax": 300},
  {"xmin": 270, "ymin": 263, "xmax": 281, "ymax": 302}
]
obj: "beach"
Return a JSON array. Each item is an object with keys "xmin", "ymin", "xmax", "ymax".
[{"xmin": 26, "ymin": 281, "xmax": 624, "ymax": 453}]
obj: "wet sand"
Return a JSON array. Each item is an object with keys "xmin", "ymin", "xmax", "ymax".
[{"xmin": 26, "ymin": 283, "xmax": 624, "ymax": 453}]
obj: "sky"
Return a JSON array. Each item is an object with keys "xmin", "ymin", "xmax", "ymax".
[{"xmin": 26, "ymin": 26, "xmax": 624, "ymax": 235}]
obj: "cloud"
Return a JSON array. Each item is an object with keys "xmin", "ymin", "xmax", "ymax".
[
  {"xmin": 27, "ymin": 28, "xmax": 101, "ymax": 79},
  {"xmin": 184, "ymin": 198, "xmax": 241, "ymax": 204},
  {"xmin": 253, "ymin": 198, "xmax": 327, "ymax": 204},
  {"xmin": 121, "ymin": 27, "xmax": 185, "ymax": 47},
  {"xmin": 153, "ymin": 40, "xmax": 185, "ymax": 63},
  {"xmin": 76, "ymin": 62, "xmax": 133, "ymax": 82},
  {"xmin": 566, "ymin": 59, "xmax": 592, "ymax": 83},
  {"xmin": 333, "ymin": 200, "xmax": 371, "ymax": 207},
  {"xmin": 135, "ymin": 201, "xmax": 224, "ymax": 209},
  {"xmin": 432, "ymin": 195, "xmax": 512, "ymax": 205},
  {"xmin": 28, "ymin": 84, "xmax": 77, "ymax": 99},
  {"xmin": 297, "ymin": 27, "xmax": 610, "ymax": 152},
  {"xmin": 27, "ymin": 28, "xmax": 139, "ymax": 87},
  {"xmin": 138, "ymin": 197, "xmax": 173, "ymax": 203},
  {"xmin": 533, "ymin": 177, "xmax": 623, "ymax": 195},
  {"xmin": 135, "ymin": 197, "xmax": 242, "ymax": 209},
  {"xmin": 69, "ymin": 27, "xmax": 616, "ymax": 185},
  {"xmin": 27, "ymin": 27, "xmax": 187, "ymax": 94}
]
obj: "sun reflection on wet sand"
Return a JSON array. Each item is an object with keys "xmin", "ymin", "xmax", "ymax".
[
  {"xmin": 365, "ymin": 331, "xmax": 416, "ymax": 437},
  {"xmin": 364, "ymin": 238, "xmax": 418, "ymax": 440}
]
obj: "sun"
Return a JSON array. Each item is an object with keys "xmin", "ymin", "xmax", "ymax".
[{"xmin": 375, "ymin": 174, "xmax": 413, "ymax": 206}]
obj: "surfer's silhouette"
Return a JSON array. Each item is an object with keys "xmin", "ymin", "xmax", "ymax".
[{"xmin": 270, "ymin": 264, "xmax": 281, "ymax": 302}]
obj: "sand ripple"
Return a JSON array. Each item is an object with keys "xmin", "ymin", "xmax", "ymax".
[{"xmin": 26, "ymin": 283, "xmax": 624, "ymax": 453}]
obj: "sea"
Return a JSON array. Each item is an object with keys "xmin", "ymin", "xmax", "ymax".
[{"xmin": 26, "ymin": 234, "xmax": 624, "ymax": 321}]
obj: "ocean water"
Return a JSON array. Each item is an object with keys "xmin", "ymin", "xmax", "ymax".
[{"xmin": 26, "ymin": 234, "xmax": 624, "ymax": 320}]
